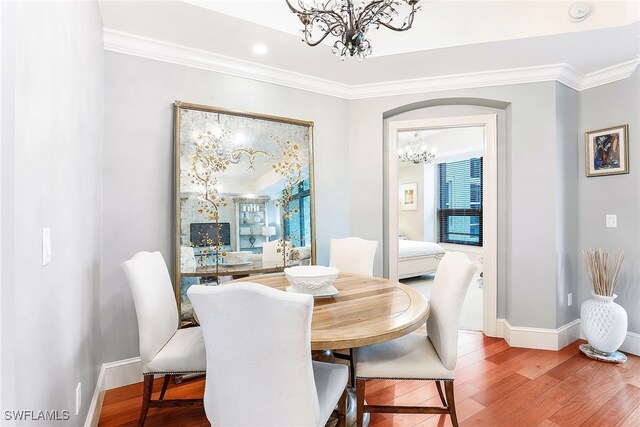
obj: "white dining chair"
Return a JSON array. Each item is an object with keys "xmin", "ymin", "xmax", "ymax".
[
  {"xmin": 353, "ymin": 252, "xmax": 476, "ymax": 427},
  {"xmin": 188, "ymin": 282, "xmax": 348, "ymax": 427},
  {"xmin": 329, "ymin": 237, "xmax": 378, "ymax": 276},
  {"xmin": 328, "ymin": 236, "xmax": 379, "ymax": 383},
  {"xmin": 121, "ymin": 251, "xmax": 206, "ymax": 426}
]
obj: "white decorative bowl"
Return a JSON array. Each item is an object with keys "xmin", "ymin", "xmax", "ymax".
[
  {"xmin": 225, "ymin": 251, "xmax": 251, "ymax": 264},
  {"xmin": 284, "ymin": 266, "xmax": 339, "ymax": 293}
]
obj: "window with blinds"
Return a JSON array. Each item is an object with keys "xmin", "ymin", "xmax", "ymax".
[
  {"xmin": 284, "ymin": 178, "xmax": 311, "ymax": 248},
  {"xmin": 437, "ymin": 157, "xmax": 483, "ymax": 246}
]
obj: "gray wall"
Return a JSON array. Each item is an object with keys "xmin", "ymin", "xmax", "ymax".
[
  {"xmin": 352, "ymin": 86, "xmax": 569, "ymax": 329},
  {"xmin": 102, "ymin": 52, "xmax": 350, "ymax": 362},
  {"xmin": 578, "ymin": 69, "xmax": 640, "ymax": 335},
  {"xmin": 0, "ymin": 0, "xmax": 17, "ymax": 414},
  {"xmin": 398, "ymin": 164, "xmax": 425, "ymax": 240},
  {"xmin": 555, "ymin": 83, "xmax": 580, "ymax": 326},
  {"xmin": 1, "ymin": 2, "xmax": 104, "ymax": 425}
]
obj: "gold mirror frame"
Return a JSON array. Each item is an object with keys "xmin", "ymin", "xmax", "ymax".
[{"xmin": 173, "ymin": 101, "xmax": 316, "ymax": 321}]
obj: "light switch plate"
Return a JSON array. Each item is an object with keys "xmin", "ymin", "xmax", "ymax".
[
  {"xmin": 42, "ymin": 228, "xmax": 51, "ymax": 265},
  {"xmin": 606, "ymin": 215, "xmax": 617, "ymax": 228}
]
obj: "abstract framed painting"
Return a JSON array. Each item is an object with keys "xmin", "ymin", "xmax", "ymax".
[
  {"xmin": 585, "ymin": 124, "xmax": 629, "ymax": 177},
  {"xmin": 400, "ymin": 182, "xmax": 418, "ymax": 211}
]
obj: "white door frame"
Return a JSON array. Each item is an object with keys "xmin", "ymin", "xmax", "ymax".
[{"xmin": 387, "ymin": 114, "xmax": 498, "ymax": 337}]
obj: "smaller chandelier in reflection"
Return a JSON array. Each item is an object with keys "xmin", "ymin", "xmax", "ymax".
[
  {"xmin": 398, "ymin": 134, "xmax": 435, "ymax": 164},
  {"xmin": 285, "ymin": 0, "xmax": 421, "ymax": 61}
]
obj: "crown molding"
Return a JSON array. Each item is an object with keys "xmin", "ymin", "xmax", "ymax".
[
  {"xmin": 103, "ymin": 29, "xmax": 640, "ymax": 100},
  {"xmin": 103, "ymin": 29, "xmax": 352, "ymax": 99},
  {"xmin": 579, "ymin": 58, "xmax": 640, "ymax": 91},
  {"xmin": 348, "ymin": 63, "xmax": 585, "ymax": 99}
]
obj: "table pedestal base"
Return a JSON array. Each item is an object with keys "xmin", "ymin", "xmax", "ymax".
[
  {"xmin": 345, "ymin": 386, "xmax": 369, "ymax": 427},
  {"xmin": 315, "ymin": 350, "xmax": 369, "ymax": 427}
]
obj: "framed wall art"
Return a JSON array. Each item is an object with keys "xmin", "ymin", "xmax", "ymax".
[
  {"xmin": 400, "ymin": 182, "xmax": 418, "ymax": 211},
  {"xmin": 585, "ymin": 124, "xmax": 629, "ymax": 177}
]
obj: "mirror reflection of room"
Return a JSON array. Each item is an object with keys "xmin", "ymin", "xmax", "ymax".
[{"xmin": 175, "ymin": 104, "xmax": 315, "ymax": 321}]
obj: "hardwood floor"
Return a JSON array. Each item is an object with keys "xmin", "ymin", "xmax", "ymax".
[{"xmin": 98, "ymin": 331, "xmax": 640, "ymax": 426}]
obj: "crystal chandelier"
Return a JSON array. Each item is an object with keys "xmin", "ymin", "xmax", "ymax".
[
  {"xmin": 285, "ymin": 0, "xmax": 421, "ymax": 61},
  {"xmin": 398, "ymin": 133, "xmax": 435, "ymax": 164}
]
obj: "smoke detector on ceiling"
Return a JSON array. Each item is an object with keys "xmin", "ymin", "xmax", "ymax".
[{"xmin": 568, "ymin": 2, "xmax": 591, "ymax": 22}]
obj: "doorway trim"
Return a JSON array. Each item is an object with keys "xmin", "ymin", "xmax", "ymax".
[{"xmin": 387, "ymin": 114, "xmax": 498, "ymax": 337}]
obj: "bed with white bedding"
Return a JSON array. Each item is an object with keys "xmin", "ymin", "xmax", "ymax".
[{"xmin": 398, "ymin": 239, "xmax": 446, "ymax": 279}]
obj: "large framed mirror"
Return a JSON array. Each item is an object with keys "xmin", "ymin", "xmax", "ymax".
[{"xmin": 174, "ymin": 101, "xmax": 316, "ymax": 321}]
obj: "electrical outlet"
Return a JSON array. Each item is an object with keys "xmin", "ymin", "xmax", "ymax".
[
  {"xmin": 568, "ymin": 293, "xmax": 573, "ymax": 307},
  {"xmin": 606, "ymin": 214, "xmax": 617, "ymax": 228},
  {"xmin": 75, "ymin": 383, "xmax": 81, "ymax": 415}
]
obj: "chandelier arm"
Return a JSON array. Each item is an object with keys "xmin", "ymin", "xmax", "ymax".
[
  {"xmin": 381, "ymin": 2, "xmax": 419, "ymax": 31},
  {"xmin": 286, "ymin": 1, "xmax": 346, "ymax": 43},
  {"xmin": 285, "ymin": 0, "xmax": 303, "ymax": 14},
  {"xmin": 304, "ymin": 23, "xmax": 345, "ymax": 47},
  {"xmin": 315, "ymin": 12, "xmax": 346, "ymax": 33},
  {"xmin": 356, "ymin": 0, "xmax": 386, "ymax": 27},
  {"xmin": 377, "ymin": 19, "xmax": 413, "ymax": 32},
  {"xmin": 285, "ymin": 0, "xmax": 346, "ymax": 19},
  {"xmin": 358, "ymin": 1, "xmax": 418, "ymax": 31}
]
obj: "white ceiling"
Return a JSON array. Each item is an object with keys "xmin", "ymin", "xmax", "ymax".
[
  {"xmin": 181, "ymin": 0, "xmax": 639, "ymax": 57},
  {"xmin": 98, "ymin": 1, "xmax": 640, "ymax": 86}
]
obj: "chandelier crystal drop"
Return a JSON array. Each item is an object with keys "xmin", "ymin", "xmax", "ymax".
[
  {"xmin": 398, "ymin": 133, "xmax": 435, "ymax": 164},
  {"xmin": 285, "ymin": 0, "xmax": 421, "ymax": 61}
]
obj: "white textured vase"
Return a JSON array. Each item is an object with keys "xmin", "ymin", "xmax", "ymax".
[{"xmin": 581, "ymin": 292, "xmax": 628, "ymax": 354}]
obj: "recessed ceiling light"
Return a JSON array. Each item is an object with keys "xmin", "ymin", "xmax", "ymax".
[{"xmin": 253, "ymin": 44, "xmax": 268, "ymax": 55}]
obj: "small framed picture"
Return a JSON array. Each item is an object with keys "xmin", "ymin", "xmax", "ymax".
[
  {"xmin": 400, "ymin": 182, "xmax": 418, "ymax": 211},
  {"xmin": 585, "ymin": 124, "xmax": 629, "ymax": 177}
]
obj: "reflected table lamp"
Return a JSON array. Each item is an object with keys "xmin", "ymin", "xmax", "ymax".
[
  {"xmin": 240, "ymin": 227, "xmax": 255, "ymax": 248},
  {"xmin": 262, "ymin": 226, "xmax": 276, "ymax": 242}
]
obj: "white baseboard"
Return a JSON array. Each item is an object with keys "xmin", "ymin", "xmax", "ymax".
[
  {"xmin": 621, "ymin": 331, "xmax": 640, "ymax": 356},
  {"xmin": 497, "ymin": 318, "xmax": 581, "ymax": 351},
  {"xmin": 497, "ymin": 318, "xmax": 640, "ymax": 356},
  {"xmin": 84, "ymin": 365, "xmax": 105, "ymax": 427},
  {"xmin": 84, "ymin": 357, "xmax": 143, "ymax": 427},
  {"xmin": 102, "ymin": 357, "xmax": 144, "ymax": 390}
]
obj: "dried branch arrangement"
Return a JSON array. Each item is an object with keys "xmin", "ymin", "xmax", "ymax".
[{"xmin": 583, "ymin": 249, "xmax": 625, "ymax": 296}]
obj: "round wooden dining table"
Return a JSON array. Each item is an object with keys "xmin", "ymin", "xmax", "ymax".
[{"xmin": 229, "ymin": 272, "xmax": 430, "ymax": 350}]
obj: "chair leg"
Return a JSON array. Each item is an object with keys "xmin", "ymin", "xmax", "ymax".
[
  {"xmin": 356, "ymin": 379, "xmax": 366, "ymax": 427},
  {"xmin": 159, "ymin": 375, "xmax": 172, "ymax": 400},
  {"xmin": 139, "ymin": 375, "xmax": 154, "ymax": 427},
  {"xmin": 337, "ymin": 388, "xmax": 347, "ymax": 427},
  {"xmin": 435, "ymin": 380, "xmax": 447, "ymax": 407},
  {"xmin": 444, "ymin": 381, "xmax": 458, "ymax": 427},
  {"xmin": 349, "ymin": 349, "xmax": 355, "ymax": 387}
]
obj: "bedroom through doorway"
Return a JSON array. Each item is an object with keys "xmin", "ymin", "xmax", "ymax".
[
  {"xmin": 398, "ymin": 127, "xmax": 485, "ymax": 330},
  {"xmin": 387, "ymin": 114, "xmax": 497, "ymax": 336}
]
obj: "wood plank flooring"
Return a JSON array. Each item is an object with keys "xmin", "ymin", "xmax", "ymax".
[{"xmin": 98, "ymin": 331, "xmax": 640, "ymax": 427}]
